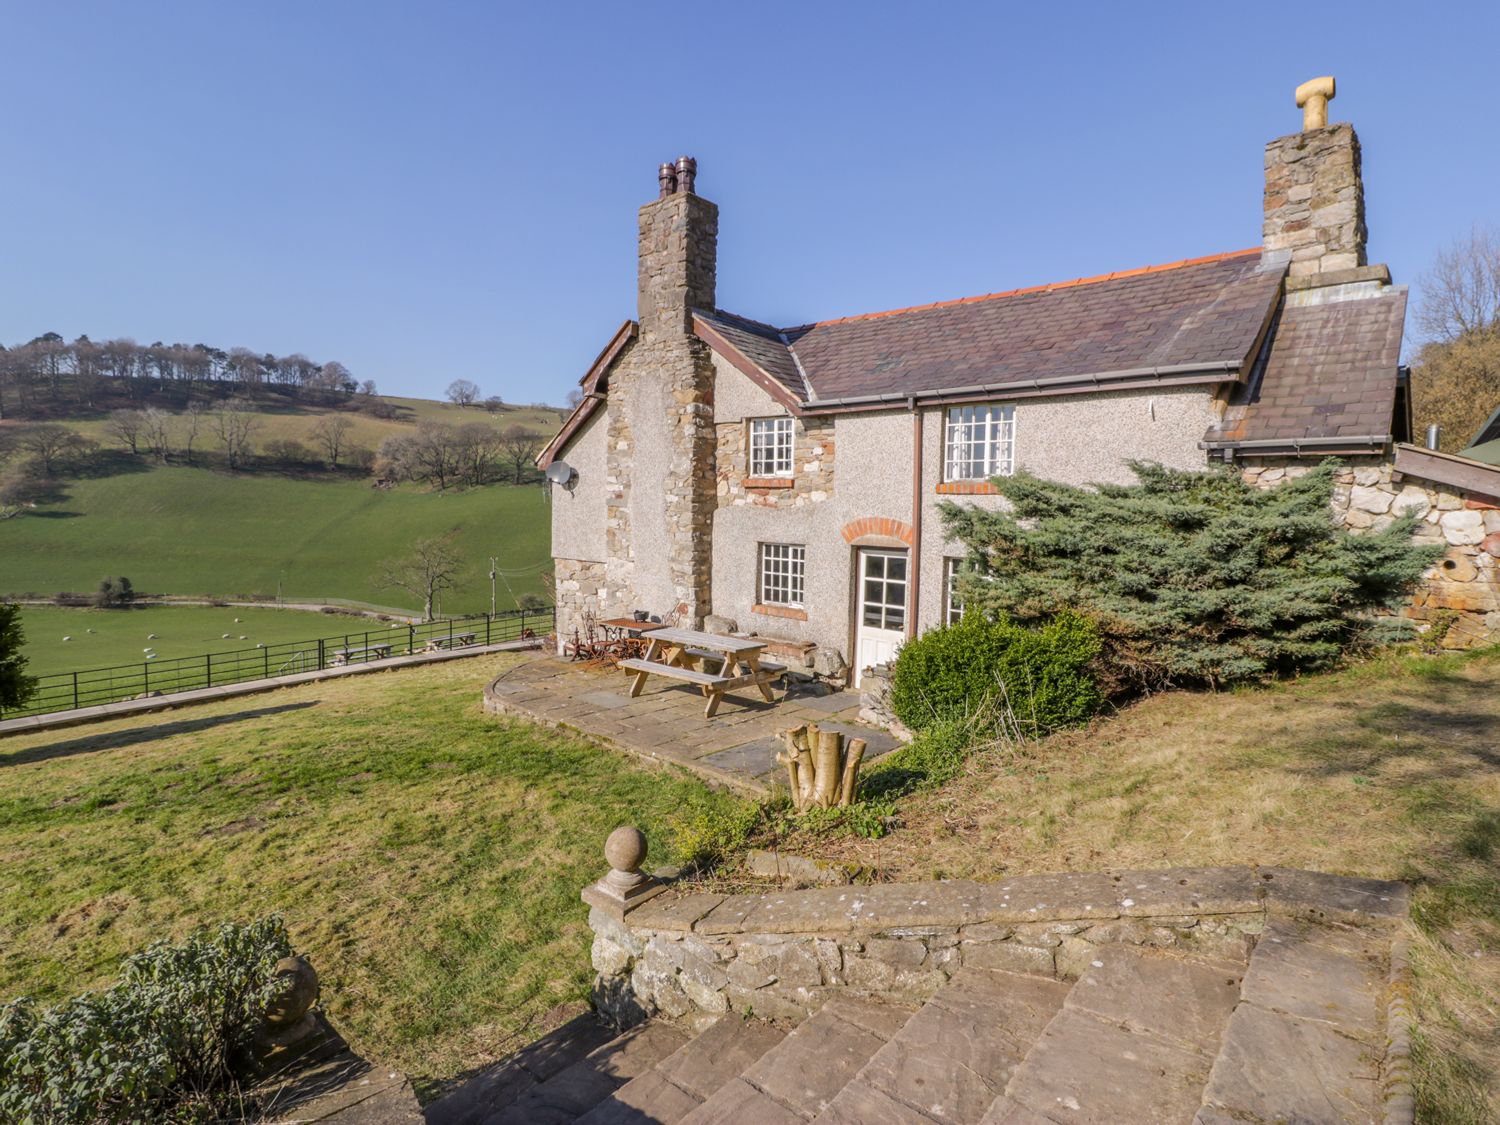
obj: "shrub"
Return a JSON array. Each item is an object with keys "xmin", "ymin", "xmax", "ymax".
[
  {"xmin": 888, "ymin": 611, "xmax": 1102, "ymax": 735},
  {"xmin": 94, "ymin": 576, "xmax": 135, "ymax": 608},
  {"xmin": 0, "ymin": 916, "xmax": 293, "ymax": 1124},
  {"xmin": 0, "ymin": 603, "xmax": 36, "ymax": 711},
  {"xmin": 941, "ymin": 460, "xmax": 1443, "ymax": 691}
]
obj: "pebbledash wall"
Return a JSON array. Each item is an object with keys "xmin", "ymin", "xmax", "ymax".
[{"xmin": 1242, "ymin": 454, "xmax": 1500, "ymax": 648}]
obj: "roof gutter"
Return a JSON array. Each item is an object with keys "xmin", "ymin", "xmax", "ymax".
[
  {"xmin": 799, "ymin": 360, "xmax": 1239, "ymax": 413},
  {"xmin": 1199, "ymin": 434, "xmax": 1393, "ymax": 457}
]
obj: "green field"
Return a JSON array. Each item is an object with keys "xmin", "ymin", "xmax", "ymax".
[
  {"xmin": 0, "ymin": 467, "xmax": 550, "ymax": 615},
  {"xmin": 16, "ymin": 606, "xmax": 374, "ymax": 678},
  {"xmin": 0, "ymin": 655, "xmax": 750, "ymax": 1099}
]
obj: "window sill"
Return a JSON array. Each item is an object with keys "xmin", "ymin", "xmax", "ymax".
[
  {"xmin": 936, "ymin": 480, "xmax": 1000, "ymax": 495},
  {"xmin": 744, "ymin": 477, "xmax": 796, "ymax": 489},
  {"xmin": 752, "ymin": 603, "xmax": 808, "ymax": 621}
]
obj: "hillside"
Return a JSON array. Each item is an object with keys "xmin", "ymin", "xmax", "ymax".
[{"xmin": 0, "ymin": 467, "xmax": 550, "ymax": 615}]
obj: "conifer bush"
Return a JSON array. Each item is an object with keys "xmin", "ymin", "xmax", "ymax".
[
  {"xmin": 888, "ymin": 611, "xmax": 1102, "ymax": 734},
  {"xmin": 0, "ymin": 917, "xmax": 293, "ymax": 1123},
  {"xmin": 940, "ymin": 460, "xmax": 1441, "ymax": 692}
]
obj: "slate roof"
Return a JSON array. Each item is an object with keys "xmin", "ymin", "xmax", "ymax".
[
  {"xmin": 698, "ymin": 249, "xmax": 1284, "ymax": 404},
  {"xmin": 1468, "ymin": 404, "xmax": 1500, "ymax": 450},
  {"xmin": 1212, "ymin": 288, "xmax": 1408, "ymax": 447}
]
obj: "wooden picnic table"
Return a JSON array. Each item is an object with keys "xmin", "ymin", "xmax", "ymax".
[
  {"xmin": 618, "ymin": 627, "xmax": 785, "ymax": 718},
  {"xmin": 330, "ymin": 643, "xmax": 393, "ymax": 666},
  {"xmin": 423, "ymin": 631, "xmax": 477, "ymax": 653}
]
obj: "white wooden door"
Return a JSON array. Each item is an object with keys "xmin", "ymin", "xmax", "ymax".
[{"xmin": 854, "ymin": 548, "xmax": 908, "ymax": 687}]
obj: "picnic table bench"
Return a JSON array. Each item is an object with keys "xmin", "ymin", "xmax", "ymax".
[
  {"xmin": 618, "ymin": 627, "xmax": 786, "ymax": 718},
  {"xmin": 423, "ymin": 631, "xmax": 477, "ymax": 653},
  {"xmin": 329, "ymin": 643, "xmax": 393, "ymax": 666}
]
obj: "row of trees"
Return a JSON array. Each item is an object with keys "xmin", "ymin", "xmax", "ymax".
[
  {"xmin": 376, "ymin": 422, "xmax": 542, "ymax": 489},
  {"xmin": 0, "ymin": 333, "xmax": 369, "ymax": 417}
]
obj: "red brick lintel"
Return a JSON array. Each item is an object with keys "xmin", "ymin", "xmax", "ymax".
[
  {"xmin": 744, "ymin": 477, "xmax": 796, "ymax": 490},
  {"xmin": 935, "ymin": 480, "xmax": 1000, "ymax": 495}
]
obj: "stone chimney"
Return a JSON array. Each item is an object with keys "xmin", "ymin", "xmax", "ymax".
[
  {"xmin": 1262, "ymin": 76, "xmax": 1368, "ymax": 278},
  {"xmin": 603, "ymin": 158, "xmax": 718, "ymax": 627}
]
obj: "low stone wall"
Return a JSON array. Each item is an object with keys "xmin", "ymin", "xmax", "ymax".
[
  {"xmin": 1241, "ymin": 458, "xmax": 1500, "ymax": 648},
  {"xmin": 585, "ymin": 866, "xmax": 1406, "ymax": 1026}
]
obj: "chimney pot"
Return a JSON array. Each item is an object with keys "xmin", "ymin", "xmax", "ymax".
[
  {"xmin": 675, "ymin": 155, "xmax": 697, "ymax": 195},
  {"xmin": 658, "ymin": 162, "xmax": 677, "ymax": 199},
  {"xmin": 1294, "ymin": 75, "xmax": 1336, "ymax": 131}
]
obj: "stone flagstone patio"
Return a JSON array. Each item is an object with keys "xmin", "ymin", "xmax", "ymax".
[{"xmin": 482, "ymin": 655, "xmax": 900, "ymax": 794}]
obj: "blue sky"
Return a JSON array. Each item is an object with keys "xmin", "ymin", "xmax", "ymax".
[{"xmin": 2, "ymin": 1, "xmax": 1495, "ymax": 404}]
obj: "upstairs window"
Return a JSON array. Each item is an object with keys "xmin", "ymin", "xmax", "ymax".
[
  {"xmin": 749, "ymin": 417, "xmax": 794, "ymax": 477},
  {"xmin": 758, "ymin": 542, "xmax": 806, "ymax": 607},
  {"xmin": 944, "ymin": 404, "xmax": 1015, "ymax": 481}
]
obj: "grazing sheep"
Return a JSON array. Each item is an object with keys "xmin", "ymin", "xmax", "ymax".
[
  {"xmin": 62, "ymin": 636, "xmax": 72, "ymax": 642},
  {"xmin": 222, "ymin": 633, "xmax": 231, "ymax": 639},
  {"xmin": 147, "ymin": 633, "xmax": 157, "ymax": 639},
  {"xmin": 239, "ymin": 635, "xmax": 247, "ymax": 640}
]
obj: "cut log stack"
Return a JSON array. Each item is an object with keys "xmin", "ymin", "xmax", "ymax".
[{"xmin": 775, "ymin": 724, "xmax": 867, "ymax": 811}]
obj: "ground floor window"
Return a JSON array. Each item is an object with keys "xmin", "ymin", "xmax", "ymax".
[
  {"xmin": 944, "ymin": 557, "xmax": 966, "ymax": 624},
  {"xmin": 758, "ymin": 542, "xmax": 806, "ymax": 607}
]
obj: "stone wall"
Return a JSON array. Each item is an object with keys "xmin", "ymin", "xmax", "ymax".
[
  {"xmin": 553, "ymin": 558, "xmax": 607, "ymax": 651},
  {"xmin": 716, "ymin": 414, "xmax": 836, "ymax": 510},
  {"xmin": 1241, "ymin": 458, "xmax": 1500, "ymax": 648},
  {"xmin": 1263, "ymin": 122, "xmax": 1367, "ymax": 278},
  {"xmin": 585, "ymin": 867, "xmax": 1405, "ymax": 1026}
]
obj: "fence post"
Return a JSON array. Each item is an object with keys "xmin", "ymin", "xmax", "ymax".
[
  {"xmin": 205, "ymin": 653, "xmax": 212, "ymax": 688},
  {"xmin": 73, "ymin": 671, "xmax": 79, "ymax": 710},
  {"xmin": 264, "ymin": 646, "xmax": 269, "ymax": 678},
  {"xmin": 408, "ymin": 623, "xmax": 415, "ymax": 655},
  {"xmin": 142, "ymin": 659, "xmax": 149, "ymax": 696},
  {"xmin": 486, "ymin": 613, "xmax": 492, "ymax": 646},
  {"xmin": 317, "ymin": 639, "xmax": 325, "ymax": 671}
]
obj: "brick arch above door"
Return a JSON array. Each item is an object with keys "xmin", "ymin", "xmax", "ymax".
[{"xmin": 841, "ymin": 517, "xmax": 915, "ymax": 548}]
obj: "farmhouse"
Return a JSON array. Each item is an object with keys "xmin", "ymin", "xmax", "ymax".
[{"xmin": 540, "ymin": 80, "xmax": 1482, "ymax": 685}]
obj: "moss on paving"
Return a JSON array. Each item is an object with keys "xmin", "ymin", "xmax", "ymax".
[{"xmin": 0, "ymin": 654, "xmax": 750, "ymax": 1100}]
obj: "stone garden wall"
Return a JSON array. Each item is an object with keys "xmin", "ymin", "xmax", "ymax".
[
  {"xmin": 585, "ymin": 866, "xmax": 1405, "ymax": 1027},
  {"xmin": 554, "ymin": 559, "xmax": 607, "ymax": 652}
]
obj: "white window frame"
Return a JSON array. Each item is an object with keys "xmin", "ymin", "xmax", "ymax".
[
  {"xmin": 943, "ymin": 404, "xmax": 1015, "ymax": 481},
  {"xmin": 749, "ymin": 416, "xmax": 795, "ymax": 478},
  {"xmin": 943, "ymin": 557, "xmax": 966, "ymax": 625},
  {"xmin": 758, "ymin": 542, "xmax": 806, "ymax": 607}
]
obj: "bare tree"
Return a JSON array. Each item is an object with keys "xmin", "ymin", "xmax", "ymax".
[
  {"xmin": 358, "ymin": 378, "xmax": 377, "ymax": 397},
  {"xmin": 482, "ymin": 395, "xmax": 505, "ymax": 413},
  {"xmin": 140, "ymin": 406, "xmax": 173, "ymax": 462},
  {"xmin": 1417, "ymin": 226, "xmax": 1500, "ymax": 343},
  {"xmin": 181, "ymin": 401, "xmax": 208, "ymax": 465},
  {"xmin": 16, "ymin": 425, "xmax": 91, "ymax": 475},
  {"xmin": 0, "ymin": 462, "xmax": 41, "ymax": 518},
  {"xmin": 499, "ymin": 425, "xmax": 541, "ymax": 485},
  {"xmin": 565, "ymin": 387, "xmax": 584, "ymax": 410},
  {"xmin": 213, "ymin": 399, "xmax": 260, "ymax": 470},
  {"xmin": 446, "ymin": 379, "xmax": 480, "ymax": 408},
  {"xmin": 310, "ymin": 414, "xmax": 355, "ymax": 470},
  {"xmin": 455, "ymin": 422, "xmax": 501, "ymax": 486},
  {"xmin": 376, "ymin": 532, "xmax": 465, "ymax": 621},
  {"xmin": 107, "ymin": 409, "xmax": 145, "ymax": 454}
]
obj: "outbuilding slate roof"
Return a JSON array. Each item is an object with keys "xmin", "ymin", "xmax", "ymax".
[
  {"xmin": 1212, "ymin": 288, "xmax": 1408, "ymax": 447},
  {"xmin": 698, "ymin": 249, "xmax": 1285, "ymax": 405}
]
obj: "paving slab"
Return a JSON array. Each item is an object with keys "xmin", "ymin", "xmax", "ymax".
[
  {"xmin": 653, "ymin": 1015, "xmax": 789, "ymax": 1101},
  {"xmin": 1062, "ymin": 946, "xmax": 1243, "ymax": 1056},
  {"xmin": 1200, "ymin": 1002, "xmax": 1381, "ymax": 1123},
  {"xmin": 1239, "ymin": 921, "xmax": 1384, "ymax": 1040},
  {"xmin": 678, "ymin": 1077, "xmax": 802, "ymax": 1125},
  {"xmin": 1004, "ymin": 1008, "xmax": 1212, "ymax": 1124}
]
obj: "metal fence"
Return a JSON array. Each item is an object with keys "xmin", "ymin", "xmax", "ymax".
[{"xmin": 3, "ymin": 607, "xmax": 553, "ymax": 720}]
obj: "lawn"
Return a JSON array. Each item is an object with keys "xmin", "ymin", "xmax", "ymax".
[
  {"xmin": 0, "ymin": 654, "xmax": 749, "ymax": 1100},
  {"xmin": 0, "ymin": 466, "xmax": 550, "ymax": 614},
  {"xmin": 785, "ymin": 647, "xmax": 1500, "ymax": 1123},
  {"xmin": 17, "ymin": 605, "xmax": 359, "ymax": 678}
]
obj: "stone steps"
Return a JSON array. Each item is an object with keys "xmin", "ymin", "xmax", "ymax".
[{"xmin": 423, "ymin": 937, "xmax": 1395, "ymax": 1125}]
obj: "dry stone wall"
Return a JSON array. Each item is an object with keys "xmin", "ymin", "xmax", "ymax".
[
  {"xmin": 1241, "ymin": 459, "xmax": 1500, "ymax": 648},
  {"xmin": 585, "ymin": 867, "xmax": 1405, "ymax": 1027},
  {"xmin": 1263, "ymin": 123, "xmax": 1366, "ymax": 278}
]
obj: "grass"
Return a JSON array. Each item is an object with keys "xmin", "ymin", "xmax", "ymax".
[
  {"xmin": 778, "ymin": 647, "xmax": 1500, "ymax": 1123},
  {"xmin": 0, "ymin": 466, "xmax": 550, "ymax": 614},
  {"xmin": 17, "ymin": 605, "xmax": 362, "ymax": 678},
  {"xmin": 0, "ymin": 654, "xmax": 752, "ymax": 1100}
]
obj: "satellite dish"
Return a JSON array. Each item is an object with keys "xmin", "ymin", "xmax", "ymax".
[{"xmin": 545, "ymin": 461, "xmax": 578, "ymax": 491}]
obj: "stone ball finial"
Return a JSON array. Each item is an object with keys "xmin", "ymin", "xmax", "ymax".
[
  {"xmin": 264, "ymin": 955, "xmax": 319, "ymax": 1028},
  {"xmin": 1295, "ymin": 76, "xmax": 1336, "ymax": 131},
  {"xmin": 605, "ymin": 825, "xmax": 648, "ymax": 874}
]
